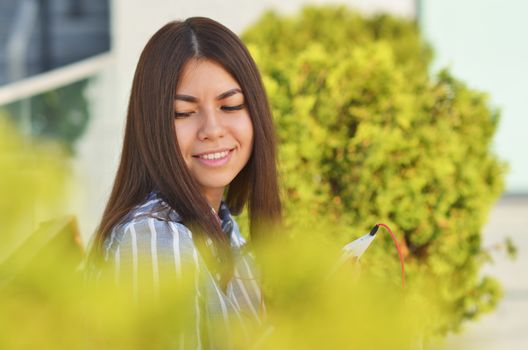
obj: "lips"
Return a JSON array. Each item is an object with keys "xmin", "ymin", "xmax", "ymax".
[
  {"xmin": 192, "ymin": 147, "xmax": 235, "ymax": 158},
  {"xmin": 192, "ymin": 148, "xmax": 235, "ymax": 167}
]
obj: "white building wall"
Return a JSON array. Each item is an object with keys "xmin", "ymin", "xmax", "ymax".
[{"xmin": 74, "ymin": 0, "xmax": 415, "ymax": 243}]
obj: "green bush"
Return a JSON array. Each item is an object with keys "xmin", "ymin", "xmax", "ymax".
[{"xmin": 242, "ymin": 5, "xmax": 507, "ymax": 334}]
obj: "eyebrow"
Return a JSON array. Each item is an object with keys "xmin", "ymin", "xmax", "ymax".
[{"xmin": 174, "ymin": 88, "xmax": 242, "ymax": 103}]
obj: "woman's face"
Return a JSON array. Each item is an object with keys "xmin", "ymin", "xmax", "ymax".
[{"xmin": 173, "ymin": 59, "xmax": 253, "ymax": 207}]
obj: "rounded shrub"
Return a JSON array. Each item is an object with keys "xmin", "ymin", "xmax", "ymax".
[{"xmin": 242, "ymin": 5, "xmax": 507, "ymax": 334}]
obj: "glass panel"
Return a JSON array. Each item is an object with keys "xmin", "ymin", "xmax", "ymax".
[
  {"xmin": 0, "ymin": 77, "xmax": 92, "ymax": 154},
  {"xmin": 0, "ymin": 0, "xmax": 110, "ymax": 85}
]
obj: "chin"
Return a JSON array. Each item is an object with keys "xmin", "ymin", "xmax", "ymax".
[{"xmin": 198, "ymin": 177, "xmax": 234, "ymax": 190}]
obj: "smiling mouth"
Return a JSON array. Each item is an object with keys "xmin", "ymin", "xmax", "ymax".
[{"xmin": 192, "ymin": 147, "xmax": 235, "ymax": 162}]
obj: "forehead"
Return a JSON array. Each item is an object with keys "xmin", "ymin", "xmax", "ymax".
[{"xmin": 176, "ymin": 58, "xmax": 240, "ymax": 94}]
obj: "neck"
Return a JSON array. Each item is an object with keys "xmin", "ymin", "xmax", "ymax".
[{"xmin": 202, "ymin": 187, "xmax": 224, "ymax": 214}]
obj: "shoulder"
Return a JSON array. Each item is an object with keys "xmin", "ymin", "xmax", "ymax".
[
  {"xmin": 105, "ymin": 217, "xmax": 198, "ymax": 261},
  {"xmin": 102, "ymin": 193, "xmax": 197, "ymax": 263}
]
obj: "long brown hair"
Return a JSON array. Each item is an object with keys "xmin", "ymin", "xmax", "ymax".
[{"xmin": 87, "ymin": 17, "xmax": 282, "ymax": 289}]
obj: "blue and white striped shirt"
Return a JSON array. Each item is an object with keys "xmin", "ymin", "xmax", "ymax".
[{"xmin": 101, "ymin": 192, "xmax": 266, "ymax": 349}]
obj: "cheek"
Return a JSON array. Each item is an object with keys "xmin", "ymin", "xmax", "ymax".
[
  {"xmin": 240, "ymin": 116, "xmax": 254, "ymax": 155},
  {"xmin": 174, "ymin": 122, "xmax": 192, "ymax": 161}
]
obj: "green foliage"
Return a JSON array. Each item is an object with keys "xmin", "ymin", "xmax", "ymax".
[
  {"xmin": 242, "ymin": 5, "xmax": 508, "ymax": 334},
  {"xmin": 0, "ymin": 118, "xmax": 71, "ymax": 261},
  {"xmin": 1, "ymin": 79, "xmax": 90, "ymax": 155},
  {"xmin": 0, "ymin": 119, "xmax": 434, "ymax": 349}
]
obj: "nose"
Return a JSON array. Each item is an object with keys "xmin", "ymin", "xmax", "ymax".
[{"xmin": 197, "ymin": 106, "xmax": 225, "ymax": 141}]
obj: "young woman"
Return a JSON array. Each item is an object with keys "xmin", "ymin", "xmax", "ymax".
[{"xmin": 86, "ymin": 17, "xmax": 282, "ymax": 348}]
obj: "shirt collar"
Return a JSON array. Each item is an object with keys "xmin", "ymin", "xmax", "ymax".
[
  {"xmin": 217, "ymin": 201, "xmax": 234, "ymax": 239},
  {"xmin": 146, "ymin": 191, "xmax": 234, "ymax": 239}
]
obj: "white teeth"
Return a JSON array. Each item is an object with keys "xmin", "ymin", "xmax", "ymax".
[{"xmin": 199, "ymin": 150, "xmax": 229, "ymax": 160}]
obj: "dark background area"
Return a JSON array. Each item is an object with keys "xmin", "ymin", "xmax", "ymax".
[{"xmin": 0, "ymin": 0, "xmax": 110, "ymax": 85}]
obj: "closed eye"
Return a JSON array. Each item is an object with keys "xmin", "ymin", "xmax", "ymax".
[
  {"xmin": 174, "ymin": 104, "xmax": 245, "ymax": 118},
  {"xmin": 174, "ymin": 111, "xmax": 194, "ymax": 118},
  {"xmin": 221, "ymin": 104, "xmax": 245, "ymax": 112}
]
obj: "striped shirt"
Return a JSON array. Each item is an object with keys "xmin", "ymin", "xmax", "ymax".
[{"xmin": 101, "ymin": 192, "xmax": 266, "ymax": 349}]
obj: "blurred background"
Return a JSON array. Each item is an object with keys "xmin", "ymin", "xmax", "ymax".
[{"xmin": 0, "ymin": 0, "xmax": 526, "ymax": 349}]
